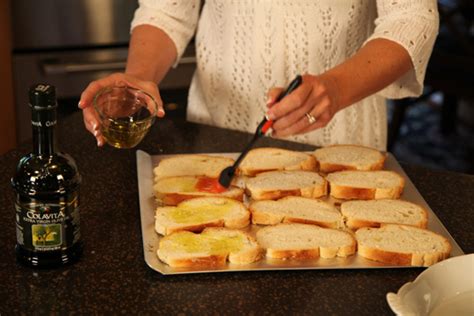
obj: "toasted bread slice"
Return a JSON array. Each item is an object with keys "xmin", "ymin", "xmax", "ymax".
[
  {"xmin": 250, "ymin": 196, "xmax": 343, "ymax": 229},
  {"xmin": 155, "ymin": 197, "xmax": 250, "ymax": 235},
  {"xmin": 153, "ymin": 154, "xmax": 234, "ymax": 180},
  {"xmin": 313, "ymin": 144, "xmax": 386, "ymax": 173},
  {"xmin": 341, "ymin": 199, "xmax": 428, "ymax": 229},
  {"xmin": 153, "ymin": 176, "xmax": 244, "ymax": 205},
  {"xmin": 245, "ymin": 170, "xmax": 327, "ymax": 200},
  {"xmin": 157, "ymin": 227, "xmax": 262, "ymax": 267},
  {"xmin": 238, "ymin": 147, "xmax": 317, "ymax": 176},
  {"xmin": 326, "ymin": 170, "xmax": 405, "ymax": 200},
  {"xmin": 256, "ymin": 223, "xmax": 356, "ymax": 259},
  {"xmin": 355, "ymin": 224, "xmax": 451, "ymax": 266}
]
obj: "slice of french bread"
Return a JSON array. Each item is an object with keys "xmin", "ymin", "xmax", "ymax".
[
  {"xmin": 157, "ymin": 227, "xmax": 262, "ymax": 267},
  {"xmin": 256, "ymin": 223, "xmax": 356, "ymax": 259},
  {"xmin": 341, "ymin": 199, "xmax": 428, "ymax": 229},
  {"xmin": 326, "ymin": 170, "xmax": 405, "ymax": 200},
  {"xmin": 238, "ymin": 147, "xmax": 317, "ymax": 176},
  {"xmin": 250, "ymin": 196, "xmax": 343, "ymax": 229},
  {"xmin": 313, "ymin": 144, "xmax": 386, "ymax": 173},
  {"xmin": 245, "ymin": 170, "xmax": 327, "ymax": 200},
  {"xmin": 355, "ymin": 224, "xmax": 451, "ymax": 266},
  {"xmin": 154, "ymin": 176, "xmax": 244, "ymax": 205},
  {"xmin": 155, "ymin": 197, "xmax": 250, "ymax": 235},
  {"xmin": 153, "ymin": 154, "xmax": 234, "ymax": 180}
]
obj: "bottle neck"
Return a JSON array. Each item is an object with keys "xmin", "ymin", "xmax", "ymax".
[{"xmin": 31, "ymin": 109, "xmax": 57, "ymax": 156}]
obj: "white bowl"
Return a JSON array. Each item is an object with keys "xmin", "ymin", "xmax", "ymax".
[{"xmin": 387, "ymin": 254, "xmax": 474, "ymax": 316}]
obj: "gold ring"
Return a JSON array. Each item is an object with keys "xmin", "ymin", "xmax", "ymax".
[{"xmin": 305, "ymin": 112, "xmax": 316, "ymax": 124}]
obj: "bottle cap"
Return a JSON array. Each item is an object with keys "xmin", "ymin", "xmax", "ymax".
[{"xmin": 29, "ymin": 84, "xmax": 57, "ymax": 109}]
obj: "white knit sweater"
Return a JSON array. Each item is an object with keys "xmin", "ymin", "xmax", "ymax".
[{"xmin": 131, "ymin": 0, "xmax": 439, "ymax": 150}]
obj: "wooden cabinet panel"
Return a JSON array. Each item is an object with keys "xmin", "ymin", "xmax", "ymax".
[{"xmin": 0, "ymin": 0, "xmax": 17, "ymax": 154}]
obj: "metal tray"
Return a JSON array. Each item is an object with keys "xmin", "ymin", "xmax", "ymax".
[{"xmin": 136, "ymin": 150, "xmax": 464, "ymax": 275}]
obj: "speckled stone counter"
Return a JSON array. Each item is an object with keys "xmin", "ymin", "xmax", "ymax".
[{"xmin": 1, "ymin": 112, "xmax": 473, "ymax": 315}]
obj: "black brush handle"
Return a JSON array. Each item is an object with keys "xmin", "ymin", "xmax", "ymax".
[
  {"xmin": 233, "ymin": 75, "xmax": 303, "ymax": 168},
  {"xmin": 255, "ymin": 75, "xmax": 303, "ymax": 136}
]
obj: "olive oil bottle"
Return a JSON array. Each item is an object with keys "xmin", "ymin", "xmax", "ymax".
[{"xmin": 11, "ymin": 84, "xmax": 83, "ymax": 267}]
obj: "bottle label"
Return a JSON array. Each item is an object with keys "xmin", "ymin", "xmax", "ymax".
[{"xmin": 15, "ymin": 193, "xmax": 81, "ymax": 252}]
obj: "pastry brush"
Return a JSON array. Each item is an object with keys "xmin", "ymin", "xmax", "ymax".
[{"xmin": 217, "ymin": 75, "xmax": 303, "ymax": 189}]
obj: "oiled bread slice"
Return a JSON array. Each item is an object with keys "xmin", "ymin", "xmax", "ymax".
[
  {"xmin": 313, "ymin": 144, "xmax": 386, "ymax": 173},
  {"xmin": 341, "ymin": 199, "xmax": 428, "ymax": 229},
  {"xmin": 326, "ymin": 170, "xmax": 405, "ymax": 200},
  {"xmin": 157, "ymin": 227, "xmax": 262, "ymax": 267},
  {"xmin": 155, "ymin": 197, "xmax": 250, "ymax": 235},
  {"xmin": 250, "ymin": 196, "xmax": 343, "ymax": 229},
  {"xmin": 245, "ymin": 170, "xmax": 327, "ymax": 200},
  {"xmin": 355, "ymin": 224, "xmax": 451, "ymax": 266},
  {"xmin": 154, "ymin": 176, "xmax": 244, "ymax": 205},
  {"xmin": 153, "ymin": 154, "xmax": 234, "ymax": 180},
  {"xmin": 256, "ymin": 223, "xmax": 356, "ymax": 259},
  {"xmin": 238, "ymin": 147, "xmax": 317, "ymax": 176}
]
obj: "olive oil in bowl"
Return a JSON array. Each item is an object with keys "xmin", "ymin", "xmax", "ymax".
[
  {"xmin": 102, "ymin": 117, "xmax": 154, "ymax": 149},
  {"xmin": 94, "ymin": 86, "xmax": 158, "ymax": 149}
]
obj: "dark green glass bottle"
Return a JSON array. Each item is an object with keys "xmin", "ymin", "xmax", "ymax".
[{"xmin": 11, "ymin": 84, "xmax": 83, "ymax": 268}]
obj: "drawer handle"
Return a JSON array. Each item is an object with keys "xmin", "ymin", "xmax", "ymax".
[{"xmin": 41, "ymin": 56, "xmax": 196, "ymax": 75}]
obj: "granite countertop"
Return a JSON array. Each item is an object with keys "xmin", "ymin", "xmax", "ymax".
[{"xmin": 0, "ymin": 112, "xmax": 472, "ymax": 315}]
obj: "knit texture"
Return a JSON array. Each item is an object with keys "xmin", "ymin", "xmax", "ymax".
[{"xmin": 132, "ymin": 0, "xmax": 439, "ymax": 150}]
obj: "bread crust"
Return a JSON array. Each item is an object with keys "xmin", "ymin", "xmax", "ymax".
[
  {"xmin": 258, "ymin": 224, "xmax": 356, "ymax": 260},
  {"xmin": 160, "ymin": 245, "xmax": 263, "ymax": 268},
  {"xmin": 358, "ymin": 245, "xmax": 412, "ymax": 266},
  {"xmin": 157, "ymin": 228, "xmax": 262, "ymax": 267},
  {"xmin": 238, "ymin": 148, "xmax": 318, "ymax": 176},
  {"xmin": 318, "ymin": 158, "xmax": 386, "ymax": 173},
  {"xmin": 250, "ymin": 206, "xmax": 339, "ymax": 229},
  {"xmin": 159, "ymin": 254, "xmax": 228, "ymax": 268},
  {"xmin": 157, "ymin": 191, "xmax": 244, "ymax": 206},
  {"xmin": 250, "ymin": 208, "xmax": 282, "ymax": 225},
  {"xmin": 314, "ymin": 144, "xmax": 387, "ymax": 173},
  {"xmin": 328, "ymin": 172, "xmax": 404, "ymax": 200},
  {"xmin": 153, "ymin": 154, "xmax": 234, "ymax": 179},
  {"xmin": 284, "ymin": 217, "xmax": 339, "ymax": 229},
  {"xmin": 155, "ymin": 198, "xmax": 251, "ymax": 235},
  {"xmin": 161, "ymin": 220, "xmax": 225, "ymax": 235},
  {"xmin": 356, "ymin": 225, "xmax": 452, "ymax": 266},
  {"xmin": 266, "ymin": 249, "xmax": 320, "ymax": 260},
  {"xmin": 319, "ymin": 163, "xmax": 357, "ymax": 173},
  {"xmin": 228, "ymin": 246, "xmax": 263, "ymax": 264},
  {"xmin": 265, "ymin": 242, "xmax": 356, "ymax": 260},
  {"xmin": 344, "ymin": 208, "xmax": 428, "ymax": 230},
  {"xmin": 247, "ymin": 180, "xmax": 327, "ymax": 201},
  {"xmin": 359, "ymin": 245, "xmax": 451, "ymax": 267},
  {"xmin": 330, "ymin": 185, "xmax": 376, "ymax": 200}
]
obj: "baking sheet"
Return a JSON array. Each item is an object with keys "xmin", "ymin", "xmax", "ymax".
[{"xmin": 136, "ymin": 150, "xmax": 464, "ymax": 275}]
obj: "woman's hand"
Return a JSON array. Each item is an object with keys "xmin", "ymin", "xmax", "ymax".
[
  {"xmin": 78, "ymin": 72, "xmax": 164, "ymax": 146},
  {"xmin": 266, "ymin": 74, "xmax": 340, "ymax": 137}
]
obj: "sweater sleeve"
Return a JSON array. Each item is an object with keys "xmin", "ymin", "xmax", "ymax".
[
  {"xmin": 131, "ymin": 0, "xmax": 201, "ymax": 66},
  {"xmin": 365, "ymin": 0, "xmax": 439, "ymax": 98}
]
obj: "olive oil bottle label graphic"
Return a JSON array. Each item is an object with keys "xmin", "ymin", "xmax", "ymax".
[
  {"xmin": 32, "ymin": 224, "xmax": 62, "ymax": 248},
  {"xmin": 15, "ymin": 194, "xmax": 80, "ymax": 252}
]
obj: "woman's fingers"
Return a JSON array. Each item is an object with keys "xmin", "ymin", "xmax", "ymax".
[
  {"xmin": 266, "ymin": 78, "xmax": 312, "ymax": 120},
  {"xmin": 83, "ymin": 107, "xmax": 106, "ymax": 147},
  {"xmin": 79, "ymin": 73, "xmax": 124, "ymax": 109},
  {"xmin": 78, "ymin": 73, "xmax": 165, "ymax": 117},
  {"xmin": 266, "ymin": 88, "xmax": 284, "ymax": 108},
  {"xmin": 140, "ymin": 81, "xmax": 165, "ymax": 117},
  {"xmin": 79, "ymin": 72, "xmax": 166, "ymax": 147},
  {"xmin": 270, "ymin": 74, "xmax": 339, "ymax": 138},
  {"xmin": 271, "ymin": 96, "xmax": 317, "ymax": 135}
]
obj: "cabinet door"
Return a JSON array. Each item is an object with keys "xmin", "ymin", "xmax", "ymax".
[{"xmin": 0, "ymin": 1, "xmax": 17, "ymax": 154}]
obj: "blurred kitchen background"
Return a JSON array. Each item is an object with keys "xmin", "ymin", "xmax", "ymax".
[{"xmin": 1, "ymin": 0, "xmax": 473, "ymax": 174}]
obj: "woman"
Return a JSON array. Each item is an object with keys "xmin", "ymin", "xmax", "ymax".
[{"xmin": 79, "ymin": 0, "xmax": 439, "ymax": 150}]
